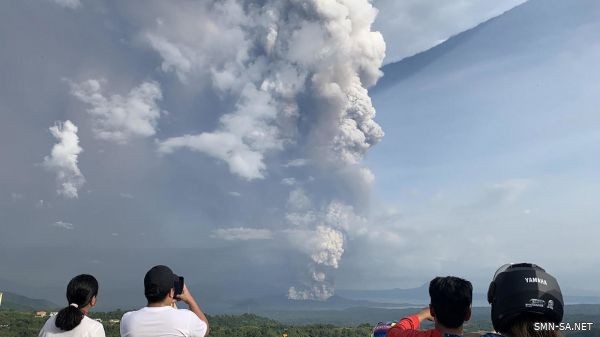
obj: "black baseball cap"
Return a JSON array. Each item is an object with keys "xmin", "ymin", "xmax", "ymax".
[{"xmin": 144, "ymin": 265, "xmax": 179, "ymax": 296}]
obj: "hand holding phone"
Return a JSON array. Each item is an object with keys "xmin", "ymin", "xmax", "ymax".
[{"xmin": 174, "ymin": 276, "xmax": 185, "ymax": 300}]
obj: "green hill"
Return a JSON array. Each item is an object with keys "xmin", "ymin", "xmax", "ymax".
[{"xmin": 0, "ymin": 291, "xmax": 58, "ymax": 311}]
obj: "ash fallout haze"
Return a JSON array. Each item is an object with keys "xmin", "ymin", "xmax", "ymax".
[{"xmin": 1, "ymin": 0, "xmax": 600, "ymax": 312}]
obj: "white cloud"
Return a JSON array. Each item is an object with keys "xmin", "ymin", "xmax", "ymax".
[
  {"xmin": 43, "ymin": 120, "xmax": 85, "ymax": 198},
  {"xmin": 70, "ymin": 79, "xmax": 163, "ymax": 144},
  {"xmin": 49, "ymin": 0, "xmax": 81, "ymax": 9},
  {"xmin": 373, "ymin": 0, "xmax": 527, "ymax": 63},
  {"xmin": 51, "ymin": 221, "xmax": 74, "ymax": 230},
  {"xmin": 212, "ymin": 227, "xmax": 274, "ymax": 241}
]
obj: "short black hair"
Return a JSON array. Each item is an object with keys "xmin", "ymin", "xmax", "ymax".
[
  {"xmin": 145, "ymin": 289, "xmax": 170, "ymax": 304},
  {"xmin": 429, "ymin": 276, "xmax": 473, "ymax": 328}
]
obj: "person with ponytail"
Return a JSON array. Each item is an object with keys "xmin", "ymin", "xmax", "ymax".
[{"xmin": 38, "ymin": 274, "xmax": 105, "ymax": 337}]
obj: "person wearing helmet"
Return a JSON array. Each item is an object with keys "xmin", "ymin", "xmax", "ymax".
[
  {"xmin": 387, "ymin": 276, "xmax": 473, "ymax": 337},
  {"xmin": 485, "ymin": 263, "xmax": 564, "ymax": 337}
]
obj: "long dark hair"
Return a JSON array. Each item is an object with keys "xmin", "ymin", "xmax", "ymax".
[
  {"xmin": 55, "ymin": 274, "xmax": 99, "ymax": 331},
  {"xmin": 505, "ymin": 315, "xmax": 563, "ymax": 337}
]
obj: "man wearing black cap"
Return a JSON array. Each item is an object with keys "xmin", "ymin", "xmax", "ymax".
[{"xmin": 120, "ymin": 265, "xmax": 209, "ymax": 337}]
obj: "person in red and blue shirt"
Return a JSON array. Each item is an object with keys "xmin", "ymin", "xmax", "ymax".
[{"xmin": 387, "ymin": 276, "xmax": 473, "ymax": 337}]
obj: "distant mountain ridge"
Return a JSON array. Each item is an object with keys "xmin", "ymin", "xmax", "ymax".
[
  {"xmin": 337, "ymin": 285, "xmax": 600, "ymax": 306},
  {"xmin": 374, "ymin": 0, "xmax": 600, "ymax": 94},
  {"xmin": 226, "ymin": 294, "xmax": 415, "ymax": 313},
  {"xmin": 255, "ymin": 304, "xmax": 600, "ymax": 326},
  {"xmin": 0, "ymin": 290, "xmax": 59, "ymax": 311},
  {"xmin": 337, "ymin": 284, "xmax": 429, "ymax": 304}
]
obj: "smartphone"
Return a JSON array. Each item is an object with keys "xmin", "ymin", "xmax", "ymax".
[{"xmin": 174, "ymin": 276, "xmax": 184, "ymax": 298}]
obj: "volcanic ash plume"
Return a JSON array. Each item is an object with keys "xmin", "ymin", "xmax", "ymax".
[
  {"xmin": 143, "ymin": 0, "xmax": 385, "ymax": 300},
  {"xmin": 284, "ymin": 191, "xmax": 368, "ymax": 300}
]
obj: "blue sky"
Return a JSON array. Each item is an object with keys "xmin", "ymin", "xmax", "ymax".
[
  {"xmin": 366, "ymin": 0, "xmax": 600, "ymax": 294},
  {"xmin": 1, "ymin": 0, "xmax": 598, "ymax": 310}
]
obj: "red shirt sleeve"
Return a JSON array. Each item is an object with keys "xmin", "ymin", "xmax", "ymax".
[{"xmin": 386, "ymin": 315, "xmax": 424, "ymax": 337}]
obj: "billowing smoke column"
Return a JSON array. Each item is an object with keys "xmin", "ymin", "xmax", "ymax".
[
  {"xmin": 284, "ymin": 193, "xmax": 368, "ymax": 299},
  {"xmin": 146, "ymin": 0, "xmax": 385, "ymax": 300}
]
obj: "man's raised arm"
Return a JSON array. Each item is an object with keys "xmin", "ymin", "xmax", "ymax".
[
  {"xmin": 178, "ymin": 285, "xmax": 210, "ymax": 337},
  {"xmin": 387, "ymin": 308, "xmax": 433, "ymax": 337}
]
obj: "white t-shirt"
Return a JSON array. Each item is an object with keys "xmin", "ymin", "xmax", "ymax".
[
  {"xmin": 120, "ymin": 306, "xmax": 207, "ymax": 337},
  {"xmin": 38, "ymin": 315, "xmax": 105, "ymax": 337}
]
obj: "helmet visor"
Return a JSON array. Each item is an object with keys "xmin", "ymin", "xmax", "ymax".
[
  {"xmin": 493, "ymin": 262, "xmax": 543, "ymax": 281},
  {"xmin": 493, "ymin": 263, "xmax": 513, "ymax": 280}
]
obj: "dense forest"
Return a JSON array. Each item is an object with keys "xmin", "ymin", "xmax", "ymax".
[
  {"xmin": 0, "ymin": 311, "xmax": 597, "ymax": 337},
  {"xmin": 0, "ymin": 311, "xmax": 371, "ymax": 337}
]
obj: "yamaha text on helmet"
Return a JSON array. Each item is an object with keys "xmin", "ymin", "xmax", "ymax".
[{"xmin": 487, "ymin": 263, "xmax": 563, "ymax": 332}]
